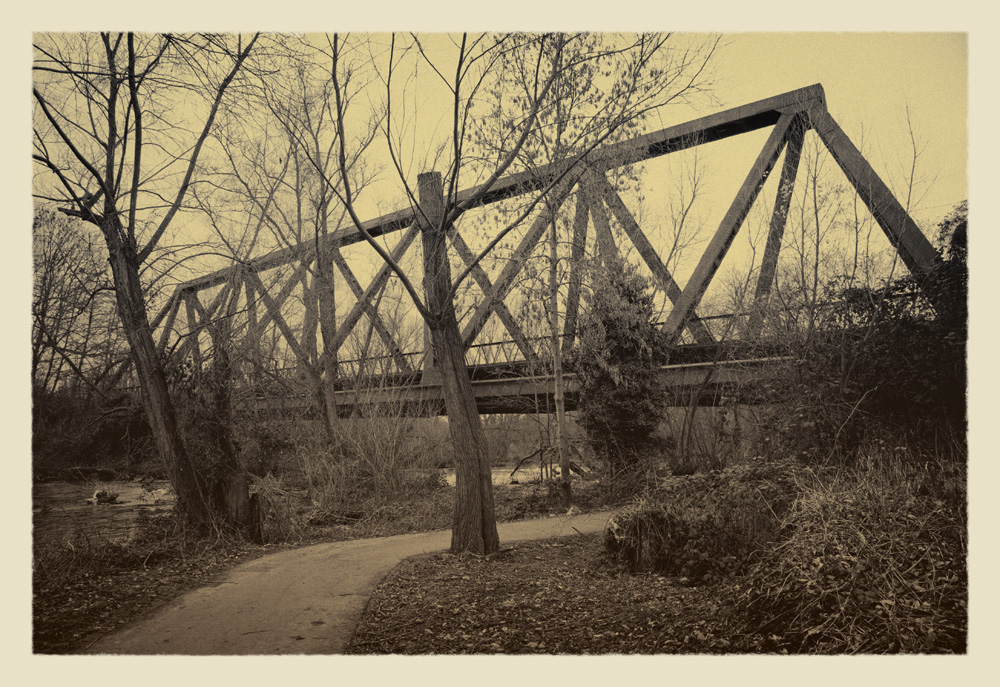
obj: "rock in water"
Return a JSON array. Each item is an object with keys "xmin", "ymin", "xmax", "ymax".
[{"xmin": 91, "ymin": 490, "xmax": 120, "ymax": 505}]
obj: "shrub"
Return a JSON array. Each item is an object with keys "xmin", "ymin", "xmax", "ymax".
[
  {"xmin": 570, "ymin": 262, "xmax": 670, "ymax": 478},
  {"xmin": 755, "ymin": 203, "xmax": 967, "ymax": 466},
  {"xmin": 730, "ymin": 455, "xmax": 967, "ymax": 653},
  {"xmin": 604, "ymin": 458, "xmax": 805, "ymax": 584}
]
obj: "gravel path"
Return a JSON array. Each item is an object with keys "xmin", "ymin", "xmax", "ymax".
[{"xmin": 84, "ymin": 511, "xmax": 613, "ymax": 655}]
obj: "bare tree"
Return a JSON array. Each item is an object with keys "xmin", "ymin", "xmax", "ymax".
[
  {"xmin": 32, "ymin": 208, "xmax": 123, "ymax": 396},
  {"xmin": 460, "ymin": 33, "xmax": 719, "ymax": 503},
  {"xmin": 32, "ymin": 32, "xmax": 263, "ymax": 536},
  {"xmin": 309, "ymin": 32, "xmax": 718, "ymax": 553}
]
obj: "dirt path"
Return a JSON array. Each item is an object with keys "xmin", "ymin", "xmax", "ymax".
[{"xmin": 84, "ymin": 511, "xmax": 613, "ymax": 655}]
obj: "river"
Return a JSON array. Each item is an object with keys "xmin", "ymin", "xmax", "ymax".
[
  {"xmin": 33, "ymin": 480, "xmax": 176, "ymax": 544},
  {"xmin": 442, "ymin": 466, "xmax": 549, "ymax": 486}
]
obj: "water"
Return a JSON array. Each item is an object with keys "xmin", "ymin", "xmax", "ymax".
[
  {"xmin": 33, "ymin": 480, "xmax": 175, "ymax": 544},
  {"xmin": 442, "ymin": 466, "xmax": 550, "ymax": 487}
]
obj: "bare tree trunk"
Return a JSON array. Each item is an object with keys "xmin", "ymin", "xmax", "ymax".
[
  {"xmin": 316, "ymin": 242, "xmax": 340, "ymax": 434},
  {"xmin": 105, "ymin": 221, "xmax": 262, "ymax": 539},
  {"xmin": 299, "ymin": 269, "xmax": 326, "ymax": 416},
  {"xmin": 206, "ymin": 293, "xmax": 264, "ymax": 542},
  {"xmin": 419, "ymin": 172, "xmax": 499, "ymax": 555},
  {"xmin": 548, "ymin": 212, "xmax": 571, "ymax": 507},
  {"xmin": 104, "ymin": 229, "xmax": 211, "ymax": 529}
]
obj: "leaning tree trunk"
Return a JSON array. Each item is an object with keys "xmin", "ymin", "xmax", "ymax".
[
  {"xmin": 419, "ymin": 172, "xmax": 500, "ymax": 555},
  {"xmin": 104, "ymin": 228, "xmax": 211, "ymax": 529},
  {"xmin": 105, "ymin": 221, "xmax": 261, "ymax": 539},
  {"xmin": 205, "ymin": 295, "xmax": 264, "ymax": 542}
]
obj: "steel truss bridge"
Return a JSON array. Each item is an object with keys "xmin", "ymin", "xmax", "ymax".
[{"xmin": 126, "ymin": 84, "xmax": 940, "ymax": 417}]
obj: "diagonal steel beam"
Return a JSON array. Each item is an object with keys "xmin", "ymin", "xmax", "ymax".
[
  {"xmin": 807, "ymin": 103, "xmax": 939, "ymax": 288},
  {"xmin": 587, "ymin": 170, "xmax": 715, "ymax": 345},
  {"xmin": 587, "ymin": 182, "xmax": 620, "ymax": 268},
  {"xmin": 180, "ymin": 292, "xmax": 205, "ymax": 366},
  {"xmin": 331, "ymin": 248, "xmax": 414, "ymax": 373},
  {"xmin": 331, "ymin": 222, "xmax": 421, "ymax": 354},
  {"xmin": 155, "ymin": 291, "xmax": 182, "ymax": 357},
  {"xmin": 177, "ymin": 282, "xmax": 235, "ymax": 362},
  {"xmin": 449, "ymin": 228, "xmax": 540, "ymax": 364},
  {"xmin": 460, "ymin": 181, "xmax": 573, "ymax": 348},
  {"xmin": 746, "ymin": 115, "xmax": 807, "ymax": 338},
  {"xmin": 243, "ymin": 262, "xmax": 310, "ymax": 345},
  {"xmin": 244, "ymin": 269, "xmax": 318, "ymax": 379},
  {"xmin": 663, "ymin": 113, "xmax": 797, "ymax": 345}
]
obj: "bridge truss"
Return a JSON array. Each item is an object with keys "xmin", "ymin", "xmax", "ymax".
[{"xmin": 135, "ymin": 84, "xmax": 939, "ymax": 416}]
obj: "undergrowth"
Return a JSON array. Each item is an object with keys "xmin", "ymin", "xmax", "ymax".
[
  {"xmin": 729, "ymin": 454, "xmax": 967, "ymax": 653},
  {"xmin": 604, "ymin": 458, "xmax": 806, "ymax": 584},
  {"xmin": 601, "ymin": 449, "xmax": 966, "ymax": 654}
]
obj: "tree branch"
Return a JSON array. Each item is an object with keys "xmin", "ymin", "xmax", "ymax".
[{"xmin": 137, "ymin": 33, "xmax": 260, "ymax": 263}]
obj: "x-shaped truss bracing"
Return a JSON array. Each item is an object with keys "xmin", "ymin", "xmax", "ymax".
[{"xmin": 139, "ymin": 84, "xmax": 940, "ymax": 405}]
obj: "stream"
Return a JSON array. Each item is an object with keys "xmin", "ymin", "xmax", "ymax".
[
  {"xmin": 442, "ymin": 466, "xmax": 549, "ymax": 486},
  {"xmin": 33, "ymin": 480, "xmax": 175, "ymax": 544}
]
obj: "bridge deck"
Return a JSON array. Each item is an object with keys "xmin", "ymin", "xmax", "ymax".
[{"xmin": 256, "ymin": 356, "xmax": 791, "ymax": 417}]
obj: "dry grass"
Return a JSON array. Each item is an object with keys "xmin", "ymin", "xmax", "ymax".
[
  {"xmin": 604, "ymin": 458, "xmax": 805, "ymax": 584},
  {"xmin": 730, "ymin": 453, "xmax": 967, "ymax": 653}
]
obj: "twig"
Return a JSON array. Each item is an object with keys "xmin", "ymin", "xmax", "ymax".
[{"xmin": 509, "ymin": 447, "xmax": 547, "ymax": 479}]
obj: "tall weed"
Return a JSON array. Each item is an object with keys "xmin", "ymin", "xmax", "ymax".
[{"xmin": 295, "ymin": 404, "xmax": 447, "ymax": 520}]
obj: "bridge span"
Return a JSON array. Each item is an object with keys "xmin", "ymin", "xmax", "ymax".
[
  {"xmin": 255, "ymin": 353, "xmax": 792, "ymax": 417},
  {"xmin": 129, "ymin": 85, "xmax": 939, "ymax": 422}
]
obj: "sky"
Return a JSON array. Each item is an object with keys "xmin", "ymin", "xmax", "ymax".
[
  {"xmin": 333, "ymin": 31, "xmax": 967, "ymax": 228},
  {"xmin": 707, "ymin": 32, "xmax": 967, "ymax": 218}
]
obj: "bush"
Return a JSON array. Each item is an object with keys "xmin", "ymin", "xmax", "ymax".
[
  {"xmin": 570, "ymin": 262, "xmax": 670, "ymax": 478},
  {"xmin": 604, "ymin": 458, "xmax": 805, "ymax": 584},
  {"xmin": 755, "ymin": 203, "xmax": 967, "ymax": 465},
  {"xmin": 730, "ymin": 455, "xmax": 967, "ymax": 653}
]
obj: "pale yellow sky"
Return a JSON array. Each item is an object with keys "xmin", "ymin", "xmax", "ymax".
[
  {"xmin": 716, "ymin": 33, "xmax": 968, "ymax": 215},
  {"xmin": 343, "ymin": 32, "xmax": 968, "ymax": 317}
]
